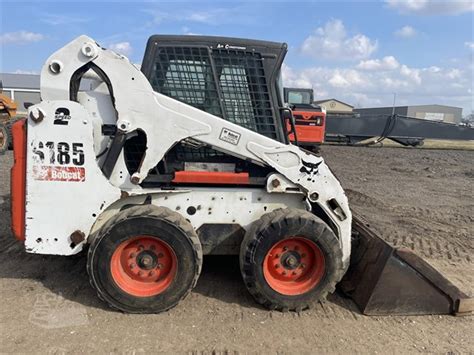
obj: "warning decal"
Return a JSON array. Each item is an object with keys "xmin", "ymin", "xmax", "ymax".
[
  {"xmin": 33, "ymin": 166, "xmax": 86, "ymax": 182},
  {"xmin": 219, "ymin": 128, "xmax": 241, "ymax": 145}
]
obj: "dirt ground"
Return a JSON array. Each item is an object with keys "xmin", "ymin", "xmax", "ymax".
[{"xmin": 0, "ymin": 145, "xmax": 473, "ymax": 354}]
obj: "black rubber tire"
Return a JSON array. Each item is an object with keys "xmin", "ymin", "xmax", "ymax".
[
  {"xmin": 240, "ymin": 208, "xmax": 344, "ymax": 312},
  {"xmin": 0, "ymin": 124, "xmax": 9, "ymax": 155},
  {"xmin": 5, "ymin": 118, "xmax": 16, "ymax": 149},
  {"xmin": 87, "ymin": 205, "xmax": 202, "ymax": 313}
]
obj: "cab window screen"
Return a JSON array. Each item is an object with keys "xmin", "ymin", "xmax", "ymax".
[
  {"xmin": 150, "ymin": 47, "xmax": 222, "ymax": 117},
  {"xmin": 149, "ymin": 45, "xmax": 276, "ymax": 139}
]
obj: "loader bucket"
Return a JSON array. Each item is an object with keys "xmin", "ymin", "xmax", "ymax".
[{"xmin": 339, "ymin": 215, "xmax": 473, "ymax": 316}]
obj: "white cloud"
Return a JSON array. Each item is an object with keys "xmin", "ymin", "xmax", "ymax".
[
  {"xmin": 144, "ymin": 6, "xmax": 255, "ymax": 26},
  {"xmin": 301, "ymin": 19, "xmax": 378, "ymax": 61},
  {"xmin": 187, "ymin": 12, "xmax": 213, "ymax": 23},
  {"xmin": 282, "ymin": 57, "xmax": 473, "ymax": 112},
  {"xmin": 400, "ymin": 64, "xmax": 422, "ymax": 85},
  {"xmin": 328, "ymin": 71, "xmax": 351, "ymax": 88},
  {"xmin": 181, "ymin": 26, "xmax": 201, "ymax": 36},
  {"xmin": 13, "ymin": 69, "xmax": 39, "ymax": 75},
  {"xmin": 0, "ymin": 31, "xmax": 44, "ymax": 45},
  {"xmin": 465, "ymin": 41, "xmax": 474, "ymax": 50},
  {"xmin": 281, "ymin": 63, "xmax": 312, "ymax": 88},
  {"xmin": 109, "ymin": 42, "xmax": 132, "ymax": 56},
  {"xmin": 357, "ymin": 56, "xmax": 400, "ymax": 71},
  {"xmin": 394, "ymin": 25, "xmax": 417, "ymax": 38},
  {"xmin": 386, "ymin": 0, "xmax": 474, "ymax": 15},
  {"xmin": 40, "ymin": 13, "xmax": 88, "ymax": 26}
]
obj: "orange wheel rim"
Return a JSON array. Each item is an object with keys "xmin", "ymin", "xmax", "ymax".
[
  {"xmin": 263, "ymin": 237, "xmax": 325, "ymax": 296},
  {"xmin": 110, "ymin": 236, "xmax": 177, "ymax": 297}
]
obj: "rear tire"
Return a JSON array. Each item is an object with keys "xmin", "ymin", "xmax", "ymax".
[
  {"xmin": 0, "ymin": 124, "xmax": 9, "ymax": 155},
  {"xmin": 240, "ymin": 208, "xmax": 344, "ymax": 311},
  {"xmin": 87, "ymin": 205, "xmax": 202, "ymax": 313}
]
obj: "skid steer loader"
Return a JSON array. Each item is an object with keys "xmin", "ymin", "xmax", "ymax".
[
  {"xmin": 283, "ymin": 87, "xmax": 326, "ymax": 151},
  {"xmin": 10, "ymin": 35, "xmax": 472, "ymax": 315}
]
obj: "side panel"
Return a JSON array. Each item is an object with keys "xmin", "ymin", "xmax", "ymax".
[
  {"xmin": 10, "ymin": 118, "xmax": 27, "ymax": 241},
  {"xmin": 94, "ymin": 188, "xmax": 307, "ymax": 255},
  {"xmin": 25, "ymin": 101, "xmax": 120, "ymax": 255}
]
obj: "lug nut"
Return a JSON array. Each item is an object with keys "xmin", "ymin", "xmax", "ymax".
[
  {"xmin": 275, "ymin": 254, "xmax": 280, "ymax": 258},
  {"xmin": 283, "ymin": 246, "xmax": 288, "ymax": 251},
  {"xmin": 282, "ymin": 271, "xmax": 287, "ymax": 276},
  {"xmin": 287, "ymin": 257, "xmax": 297, "ymax": 267},
  {"xmin": 275, "ymin": 264, "xmax": 280, "ymax": 269},
  {"xmin": 300, "ymin": 263, "xmax": 306, "ymax": 269},
  {"xmin": 149, "ymin": 271, "xmax": 154, "ymax": 276},
  {"xmin": 157, "ymin": 263, "xmax": 163, "ymax": 269},
  {"xmin": 130, "ymin": 263, "xmax": 136, "ymax": 269}
]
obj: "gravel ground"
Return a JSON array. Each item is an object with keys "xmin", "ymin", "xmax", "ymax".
[{"xmin": 0, "ymin": 146, "xmax": 472, "ymax": 354}]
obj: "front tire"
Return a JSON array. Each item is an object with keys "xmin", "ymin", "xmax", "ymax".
[
  {"xmin": 87, "ymin": 205, "xmax": 202, "ymax": 313},
  {"xmin": 240, "ymin": 208, "xmax": 344, "ymax": 311}
]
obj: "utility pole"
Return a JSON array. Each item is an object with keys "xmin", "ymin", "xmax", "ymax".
[{"xmin": 391, "ymin": 93, "xmax": 397, "ymax": 115}]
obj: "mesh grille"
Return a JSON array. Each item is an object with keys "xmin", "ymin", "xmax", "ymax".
[
  {"xmin": 151, "ymin": 47, "xmax": 222, "ymax": 117},
  {"xmin": 214, "ymin": 49, "xmax": 274, "ymax": 138},
  {"xmin": 149, "ymin": 46, "xmax": 276, "ymax": 139}
]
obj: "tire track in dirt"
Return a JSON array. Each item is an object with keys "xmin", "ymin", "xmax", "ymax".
[{"xmin": 346, "ymin": 189, "xmax": 473, "ymax": 263}]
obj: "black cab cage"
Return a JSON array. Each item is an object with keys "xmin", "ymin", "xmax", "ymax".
[{"xmin": 141, "ymin": 35, "xmax": 289, "ymax": 143}]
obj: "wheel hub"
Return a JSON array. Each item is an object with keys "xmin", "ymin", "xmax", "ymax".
[
  {"xmin": 110, "ymin": 236, "xmax": 178, "ymax": 297},
  {"xmin": 263, "ymin": 237, "xmax": 325, "ymax": 296},
  {"xmin": 136, "ymin": 250, "xmax": 158, "ymax": 270},
  {"xmin": 280, "ymin": 251, "xmax": 301, "ymax": 270}
]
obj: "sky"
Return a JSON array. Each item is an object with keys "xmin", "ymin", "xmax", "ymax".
[{"xmin": 1, "ymin": 0, "xmax": 473, "ymax": 114}]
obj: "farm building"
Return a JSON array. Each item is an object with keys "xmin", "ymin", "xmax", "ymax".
[{"xmin": 0, "ymin": 73, "xmax": 41, "ymax": 114}]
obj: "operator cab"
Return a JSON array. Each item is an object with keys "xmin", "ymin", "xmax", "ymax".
[
  {"xmin": 284, "ymin": 87, "xmax": 323, "ymax": 113},
  {"xmin": 141, "ymin": 35, "xmax": 290, "ymax": 142},
  {"xmin": 125, "ymin": 35, "xmax": 294, "ymax": 187}
]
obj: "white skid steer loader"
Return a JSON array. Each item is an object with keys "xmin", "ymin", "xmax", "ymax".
[{"xmin": 10, "ymin": 35, "xmax": 472, "ymax": 315}]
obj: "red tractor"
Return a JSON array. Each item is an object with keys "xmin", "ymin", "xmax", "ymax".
[{"xmin": 284, "ymin": 88, "xmax": 325, "ymax": 152}]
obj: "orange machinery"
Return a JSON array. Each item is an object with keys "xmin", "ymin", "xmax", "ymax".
[{"xmin": 284, "ymin": 88, "xmax": 325, "ymax": 150}]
